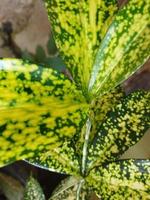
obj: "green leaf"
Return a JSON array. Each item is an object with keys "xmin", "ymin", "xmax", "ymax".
[
  {"xmin": 46, "ymin": 33, "xmax": 58, "ymax": 56},
  {"xmin": 74, "ymin": 87, "xmax": 125, "ymax": 170},
  {"xmin": 89, "ymin": 86, "xmax": 125, "ymax": 140},
  {"xmin": 49, "ymin": 176, "xmax": 79, "ymax": 200},
  {"xmin": 26, "ymin": 140, "xmax": 80, "ymax": 175},
  {"xmin": 35, "ymin": 46, "xmax": 47, "ymax": 63},
  {"xmin": 87, "ymin": 159, "xmax": 150, "ymax": 199},
  {"xmin": 87, "ymin": 91, "xmax": 150, "ymax": 171},
  {"xmin": 0, "ymin": 59, "xmax": 88, "ymax": 167},
  {"xmin": 49, "ymin": 176, "xmax": 92, "ymax": 200},
  {"xmin": 45, "ymin": 0, "xmax": 118, "ymax": 95},
  {"xmin": 24, "ymin": 176, "xmax": 45, "ymax": 200},
  {"xmin": 89, "ymin": 0, "xmax": 150, "ymax": 97}
]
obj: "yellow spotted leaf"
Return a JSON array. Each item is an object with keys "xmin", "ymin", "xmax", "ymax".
[
  {"xmin": 89, "ymin": 86, "xmax": 125, "ymax": 140},
  {"xmin": 26, "ymin": 140, "xmax": 80, "ymax": 175},
  {"xmin": 74, "ymin": 87, "xmax": 125, "ymax": 162},
  {"xmin": 87, "ymin": 91, "xmax": 150, "ymax": 171},
  {"xmin": 24, "ymin": 176, "xmax": 45, "ymax": 200},
  {"xmin": 89, "ymin": 0, "xmax": 150, "ymax": 97},
  {"xmin": 49, "ymin": 176, "xmax": 79, "ymax": 200},
  {"xmin": 87, "ymin": 159, "xmax": 150, "ymax": 199},
  {"xmin": 0, "ymin": 59, "xmax": 88, "ymax": 167},
  {"xmin": 45, "ymin": 0, "xmax": 118, "ymax": 95}
]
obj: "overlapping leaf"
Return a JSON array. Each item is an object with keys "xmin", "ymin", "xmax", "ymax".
[
  {"xmin": 0, "ymin": 59, "xmax": 88, "ymax": 167},
  {"xmin": 49, "ymin": 176, "xmax": 79, "ymax": 200},
  {"xmin": 89, "ymin": 86, "xmax": 125, "ymax": 140},
  {"xmin": 45, "ymin": 0, "xmax": 118, "ymax": 94},
  {"xmin": 89, "ymin": 0, "xmax": 150, "ymax": 97},
  {"xmin": 87, "ymin": 91, "xmax": 150, "ymax": 171},
  {"xmin": 74, "ymin": 87, "xmax": 125, "ymax": 170},
  {"xmin": 49, "ymin": 176, "xmax": 92, "ymax": 200},
  {"xmin": 87, "ymin": 159, "xmax": 150, "ymax": 199},
  {"xmin": 26, "ymin": 140, "xmax": 80, "ymax": 175}
]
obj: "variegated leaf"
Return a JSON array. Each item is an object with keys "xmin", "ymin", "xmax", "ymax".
[
  {"xmin": 49, "ymin": 176, "xmax": 92, "ymax": 200},
  {"xmin": 0, "ymin": 59, "xmax": 88, "ymax": 167},
  {"xmin": 87, "ymin": 91, "xmax": 150, "ymax": 171},
  {"xmin": 49, "ymin": 176, "xmax": 79, "ymax": 200},
  {"xmin": 74, "ymin": 87, "xmax": 125, "ymax": 169},
  {"xmin": 45, "ymin": 0, "xmax": 118, "ymax": 94},
  {"xmin": 89, "ymin": 86, "xmax": 125, "ymax": 140},
  {"xmin": 24, "ymin": 176, "xmax": 45, "ymax": 200},
  {"xmin": 86, "ymin": 159, "xmax": 150, "ymax": 199},
  {"xmin": 26, "ymin": 140, "xmax": 80, "ymax": 175},
  {"xmin": 89, "ymin": 0, "xmax": 150, "ymax": 97}
]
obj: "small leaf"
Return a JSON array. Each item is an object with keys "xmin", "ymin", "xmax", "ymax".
[
  {"xmin": 0, "ymin": 59, "xmax": 88, "ymax": 167},
  {"xmin": 44, "ymin": 56, "xmax": 66, "ymax": 72},
  {"xmin": 87, "ymin": 159, "xmax": 150, "ymax": 199},
  {"xmin": 45, "ymin": 0, "xmax": 118, "ymax": 94},
  {"xmin": 89, "ymin": 0, "xmax": 150, "ymax": 97},
  {"xmin": 24, "ymin": 176, "xmax": 45, "ymax": 200},
  {"xmin": 35, "ymin": 46, "xmax": 47, "ymax": 63},
  {"xmin": 46, "ymin": 34, "xmax": 58, "ymax": 56},
  {"xmin": 87, "ymin": 91, "xmax": 150, "ymax": 171},
  {"xmin": 49, "ymin": 176, "xmax": 79, "ymax": 200},
  {"xmin": 49, "ymin": 176, "xmax": 92, "ymax": 200}
]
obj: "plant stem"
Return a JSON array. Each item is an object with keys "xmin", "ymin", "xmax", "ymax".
[
  {"xmin": 76, "ymin": 179, "xmax": 85, "ymax": 200},
  {"xmin": 81, "ymin": 118, "xmax": 91, "ymax": 176}
]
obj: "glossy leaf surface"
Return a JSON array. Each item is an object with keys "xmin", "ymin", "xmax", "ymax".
[
  {"xmin": 87, "ymin": 91, "xmax": 150, "ymax": 171},
  {"xmin": 87, "ymin": 160, "xmax": 150, "ymax": 199},
  {"xmin": 89, "ymin": 86, "xmax": 125, "ymax": 140},
  {"xmin": 45, "ymin": 0, "xmax": 118, "ymax": 94},
  {"xmin": 0, "ymin": 59, "xmax": 88, "ymax": 167},
  {"xmin": 75, "ymin": 87, "xmax": 125, "ymax": 165},
  {"xmin": 89, "ymin": 0, "xmax": 150, "ymax": 97},
  {"xmin": 26, "ymin": 140, "xmax": 80, "ymax": 175}
]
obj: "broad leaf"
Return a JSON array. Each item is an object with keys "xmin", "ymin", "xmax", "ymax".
[
  {"xmin": 0, "ymin": 59, "xmax": 88, "ymax": 167},
  {"xmin": 89, "ymin": 86, "xmax": 125, "ymax": 140},
  {"xmin": 24, "ymin": 176, "xmax": 45, "ymax": 200},
  {"xmin": 87, "ymin": 91, "xmax": 150, "ymax": 171},
  {"xmin": 45, "ymin": 0, "xmax": 118, "ymax": 94},
  {"xmin": 74, "ymin": 87, "xmax": 125, "ymax": 172},
  {"xmin": 26, "ymin": 140, "xmax": 80, "ymax": 175},
  {"xmin": 89, "ymin": 0, "xmax": 150, "ymax": 97},
  {"xmin": 87, "ymin": 159, "xmax": 150, "ymax": 199}
]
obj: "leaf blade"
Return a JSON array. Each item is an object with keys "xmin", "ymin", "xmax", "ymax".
[
  {"xmin": 45, "ymin": 0, "xmax": 118, "ymax": 93},
  {"xmin": 24, "ymin": 176, "xmax": 45, "ymax": 200},
  {"xmin": 87, "ymin": 90, "xmax": 150, "ymax": 171},
  {"xmin": 0, "ymin": 59, "xmax": 88, "ymax": 167},
  {"xmin": 89, "ymin": 0, "xmax": 150, "ymax": 97},
  {"xmin": 87, "ymin": 159, "xmax": 150, "ymax": 199},
  {"xmin": 26, "ymin": 140, "xmax": 80, "ymax": 175}
]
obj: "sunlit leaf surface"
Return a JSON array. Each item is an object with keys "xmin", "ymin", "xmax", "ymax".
[
  {"xmin": 87, "ymin": 160, "xmax": 150, "ymax": 199},
  {"xmin": 45, "ymin": 0, "xmax": 118, "ymax": 94},
  {"xmin": 89, "ymin": 0, "xmax": 150, "ymax": 97},
  {"xmin": 87, "ymin": 91, "xmax": 150, "ymax": 171},
  {"xmin": 0, "ymin": 59, "xmax": 88, "ymax": 167}
]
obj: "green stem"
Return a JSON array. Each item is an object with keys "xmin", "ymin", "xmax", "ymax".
[
  {"xmin": 76, "ymin": 179, "xmax": 85, "ymax": 200},
  {"xmin": 81, "ymin": 118, "xmax": 91, "ymax": 176}
]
